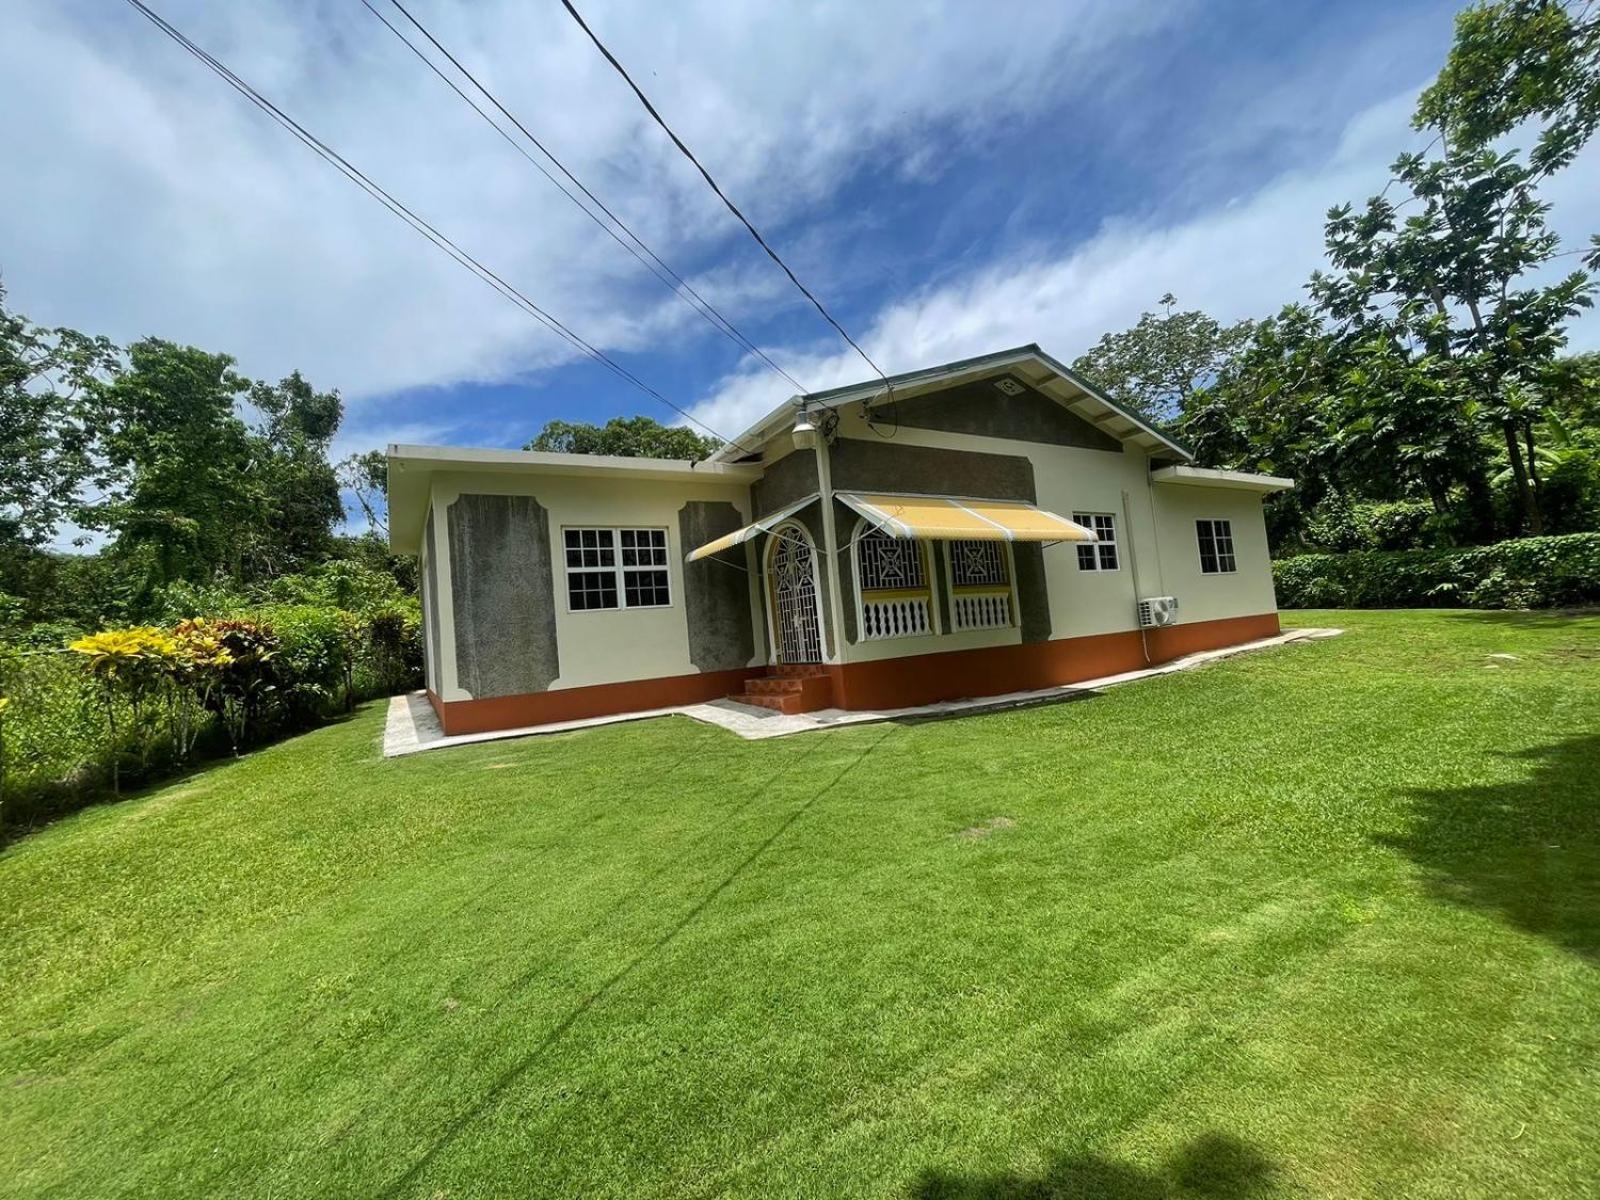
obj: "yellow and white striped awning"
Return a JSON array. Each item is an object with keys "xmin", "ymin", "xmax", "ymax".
[
  {"xmin": 684, "ymin": 493, "xmax": 819, "ymax": 562},
  {"xmin": 836, "ymin": 492, "xmax": 1097, "ymax": 542}
]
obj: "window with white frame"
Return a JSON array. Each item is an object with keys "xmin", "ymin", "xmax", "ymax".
[
  {"xmin": 563, "ymin": 527, "xmax": 671, "ymax": 611},
  {"xmin": 1072, "ymin": 512, "xmax": 1119, "ymax": 571},
  {"xmin": 854, "ymin": 526, "xmax": 934, "ymax": 639},
  {"xmin": 1195, "ymin": 518, "xmax": 1237, "ymax": 574}
]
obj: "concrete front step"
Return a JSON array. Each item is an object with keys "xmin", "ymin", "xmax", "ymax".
[{"xmin": 731, "ymin": 665, "xmax": 835, "ymax": 714}]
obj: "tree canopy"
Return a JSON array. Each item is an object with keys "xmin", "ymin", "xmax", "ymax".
[
  {"xmin": 524, "ymin": 415, "xmax": 720, "ymax": 460},
  {"xmin": 1416, "ymin": 0, "xmax": 1600, "ymax": 174},
  {"xmin": 1070, "ymin": 295, "xmax": 1254, "ymax": 424}
]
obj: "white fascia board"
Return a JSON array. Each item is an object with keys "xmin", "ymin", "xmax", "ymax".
[{"xmin": 1150, "ymin": 465, "xmax": 1294, "ymax": 493}]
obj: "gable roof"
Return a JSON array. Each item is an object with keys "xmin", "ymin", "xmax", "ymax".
[{"xmin": 709, "ymin": 344, "xmax": 1193, "ymax": 464}]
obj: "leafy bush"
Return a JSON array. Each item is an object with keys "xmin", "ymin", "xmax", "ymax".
[
  {"xmin": 255, "ymin": 605, "xmax": 355, "ymax": 725},
  {"xmin": 1, "ymin": 602, "xmax": 423, "ymax": 833},
  {"xmin": 1300, "ymin": 492, "xmax": 1444, "ymax": 552},
  {"xmin": 1274, "ymin": 533, "xmax": 1600, "ymax": 609}
]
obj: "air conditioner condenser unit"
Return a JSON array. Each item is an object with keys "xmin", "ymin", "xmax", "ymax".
[{"xmin": 1136, "ymin": 595, "xmax": 1179, "ymax": 628}]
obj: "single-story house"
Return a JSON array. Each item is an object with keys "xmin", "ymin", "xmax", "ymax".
[{"xmin": 388, "ymin": 344, "xmax": 1292, "ymax": 735}]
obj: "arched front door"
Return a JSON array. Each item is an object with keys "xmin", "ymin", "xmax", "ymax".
[{"xmin": 766, "ymin": 522, "xmax": 824, "ymax": 664}]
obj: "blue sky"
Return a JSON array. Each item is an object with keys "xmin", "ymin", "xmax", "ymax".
[{"xmin": 5, "ymin": 0, "xmax": 1598, "ymax": 500}]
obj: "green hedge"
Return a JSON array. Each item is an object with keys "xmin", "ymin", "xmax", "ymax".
[
  {"xmin": 1273, "ymin": 534, "xmax": 1600, "ymax": 609},
  {"xmin": 0, "ymin": 602, "xmax": 422, "ymax": 835}
]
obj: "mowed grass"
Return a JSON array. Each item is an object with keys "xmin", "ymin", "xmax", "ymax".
[{"xmin": 3, "ymin": 610, "xmax": 1598, "ymax": 1199}]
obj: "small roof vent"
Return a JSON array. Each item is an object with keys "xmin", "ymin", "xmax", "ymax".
[{"xmin": 994, "ymin": 377, "xmax": 1025, "ymax": 396}]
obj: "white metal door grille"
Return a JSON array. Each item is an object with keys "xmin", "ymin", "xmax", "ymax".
[{"xmin": 769, "ymin": 528, "xmax": 823, "ymax": 663}]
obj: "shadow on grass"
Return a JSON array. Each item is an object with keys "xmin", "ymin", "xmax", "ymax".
[
  {"xmin": 1383, "ymin": 734, "xmax": 1600, "ymax": 961},
  {"xmin": 910, "ymin": 1133, "xmax": 1274, "ymax": 1199},
  {"xmin": 1434, "ymin": 608, "xmax": 1600, "ymax": 629}
]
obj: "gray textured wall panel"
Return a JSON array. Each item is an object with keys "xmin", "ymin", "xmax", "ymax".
[
  {"xmin": 878, "ymin": 376, "xmax": 1122, "ymax": 452},
  {"xmin": 679, "ymin": 501, "xmax": 755, "ymax": 671},
  {"xmin": 448, "ymin": 493, "xmax": 559, "ymax": 698},
  {"xmin": 751, "ymin": 449, "xmax": 818, "ymax": 517},
  {"xmin": 829, "ymin": 437, "xmax": 1037, "ymax": 503},
  {"xmin": 1014, "ymin": 544, "xmax": 1051, "ymax": 643}
]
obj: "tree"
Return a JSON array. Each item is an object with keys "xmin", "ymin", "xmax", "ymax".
[
  {"xmin": 242, "ymin": 372, "xmax": 344, "ymax": 580},
  {"xmin": 1309, "ymin": 147, "xmax": 1595, "ymax": 535},
  {"xmin": 525, "ymin": 415, "xmax": 720, "ymax": 460},
  {"xmin": 338, "ymin": 449, "xmax": 390, "ymax": 538},
  {"xmin": 82, "ymin": 340, "xmax": 258, "ymax": 590},
  {"xmin": 1417, "ymin": 0, "xmax": 1600, "ymax": 174},
  {"xmin": 0, "ymin": 284, "xmax": 118, "ymax": 551},
  {"xmin": 1071, "ymin": 295, "xmax": 1254, "ymax": 424}
]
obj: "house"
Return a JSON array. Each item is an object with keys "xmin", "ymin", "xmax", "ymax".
[{"xmin": 387, "ymin": 345, "xmax": 1292, "ymax": 736}]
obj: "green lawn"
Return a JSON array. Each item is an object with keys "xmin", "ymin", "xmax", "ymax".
[{"xmin": 3, "ymin": 610, "xmax": 1598, "ymax": 1199}]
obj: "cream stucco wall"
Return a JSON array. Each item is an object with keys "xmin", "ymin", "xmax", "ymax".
[
  {"xmin": 427, "ymin": 470, "xmax": 763, "ymax": 700},
  {"xmin": 1148, "ymin": 482, "xmax": 1279, "ymax": 623}
]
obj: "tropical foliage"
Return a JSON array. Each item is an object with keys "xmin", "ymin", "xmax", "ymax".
[
  {"xmin": 1273, "ymin": 531, "xmax": 1600, "ymax": 610},
  {"xmin": 0, "ymin": 563, "xmax": 421, "ymax": 833},
  {"xmin": 524, "ymin": 414, "xmax": 721, "ymax": 460}
]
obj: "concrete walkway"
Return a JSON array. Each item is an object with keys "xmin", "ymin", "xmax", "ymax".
[{"xmin": 383, "ymin": 627, "xmax": 1343, "ymax": 757}]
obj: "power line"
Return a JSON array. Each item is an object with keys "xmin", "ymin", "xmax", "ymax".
[
  {"xmin": 364, "ymin": 0, "xmax": 809, "ymax": 395},
  {"xmin": 558, "ymin": 0, "xmax": 888, "ymax": 385},
  {"xmin": 120, "ymin": 0, "xmax": 751, "ymax": 456}
]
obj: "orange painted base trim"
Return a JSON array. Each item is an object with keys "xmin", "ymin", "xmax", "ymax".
[
  {"xmin": 824, "ymin": 611, "xmax": 1282, "ymax": 712},
  {"xmin": 427, "ymin": 613, "xmax": 1280, "ymax": 735},
  {"xmin": 431, "ymin": 666, "xmax": 763, "ymax": 736}
]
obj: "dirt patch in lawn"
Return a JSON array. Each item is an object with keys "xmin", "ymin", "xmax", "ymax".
[{"xmin": 957, "ymin": 816, "xmax": 1016, "ymax": 840}]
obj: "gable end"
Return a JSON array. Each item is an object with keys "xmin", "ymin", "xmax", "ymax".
[{"xmin": 875, "ymin": 375, "xmax": 1122, "ymax": 453}]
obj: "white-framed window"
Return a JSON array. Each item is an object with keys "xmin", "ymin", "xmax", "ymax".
[
  {"xmin": 945, "ymin": 539, "xmax": 1016, "ymax": 631},
  {"xmin": 1196, "ymin": 518, "xmax": 1237, "ymax": 574},
  {"xmin": 563, "ymin": 527, "xmax": 671, "ymax": 611},
  {"xmin": 853, "ymin": 524, "xmax": 935, "ymax": 639},
  {"xmin": 1072, "ymin": 512, "xmax": 1119, "ymax": 572}
]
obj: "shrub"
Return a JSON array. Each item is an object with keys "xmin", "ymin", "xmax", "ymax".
[
  {"xmin": 256, "ymin": 604, "xmax": 357, "ymax": 724},
  {"xmin": 366, "ymin": 606, "xmax": 423, "ymax": 695},
  {"xmin": 182, "ymin": 618, "xmax": 281, "ymax": 754},
  {"xmin": 2, "ymin": 599, "xmax": 423, "ymax": 834},
  {"xmin": 1273, "ymin": 533, "xmax": 1600, "ymax": 609}
]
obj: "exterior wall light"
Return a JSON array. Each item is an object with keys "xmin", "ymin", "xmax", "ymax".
[{"xmin": 791, "ymin": 412, "xmax": 818, "ymax": 449}]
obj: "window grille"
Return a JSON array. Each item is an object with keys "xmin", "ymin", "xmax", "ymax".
[
  {"xmin": 1072, "ymin": 513, "xmax": 1119, "ymax": 571},
  {"xmin": 857, "ymin": 530, "xmax": 927, "ymax": 592},
  {"xmin": 947, "ymin": 539, "xmax": 1013, "ymax": 630},
  {"xmin": 564, "ymin": 528, "xmax": 671, "ymax": 610},
  {"xmin": 1196, "ymin": 519, "xmax": 1237, "ymax": 574},
  {"xmin": 949, "ymin": 540, "xmax": 1008, "ymax": 588},
  {"xmin": 855, "ymin": 527, "xmax": 932, "ymax": 639}
]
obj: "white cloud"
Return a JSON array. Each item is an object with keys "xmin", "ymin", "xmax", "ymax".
[
  {"xmin": 687, "ymin": 88, "xmax": 1600, "ymax": 439},
  {"xmin": 0, "ymin": 0, "xmax": 1190, "ymax": 424}
]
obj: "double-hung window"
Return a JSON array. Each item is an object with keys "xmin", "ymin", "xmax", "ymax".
[
  {"xmin": 1072, "ymin": 512, "xmax": 1119, "ymax": 571},
  {"xmin": 564, "ymin": 527, "xmax": 671, "ymax": 611},
  {"xmin": 1195, "ymin": 519, "xmax": 1237, "ymax": 574}
]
